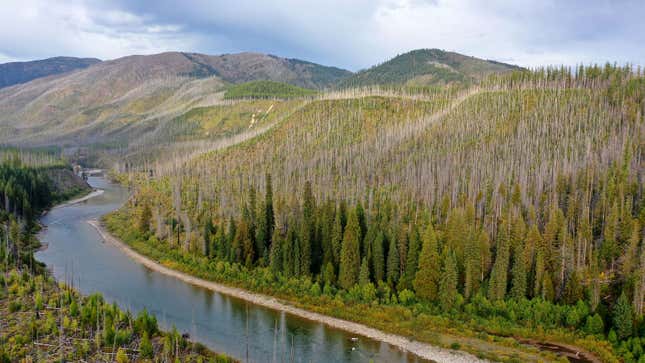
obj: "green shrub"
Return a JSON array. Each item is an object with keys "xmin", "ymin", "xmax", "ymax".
[
  {"xmin": 139, "ymin": 332, "xmax": 153, "ymax": 358},
  {"xmin": 8, "ymin": 300, "xmax": 21, "ymax": 312},
  {"xmin": 398, "ymin": 289, "xmax": 415, "ymax": 306}
]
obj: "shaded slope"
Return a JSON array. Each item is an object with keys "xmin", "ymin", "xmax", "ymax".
[{"xmin": 0, "ymin": 56, "xmax": 101, "ymax": 89}]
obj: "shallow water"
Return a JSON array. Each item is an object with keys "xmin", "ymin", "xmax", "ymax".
[{"xmin": 36, "ymin": 176, "xmax": 430, "ymax": 363}]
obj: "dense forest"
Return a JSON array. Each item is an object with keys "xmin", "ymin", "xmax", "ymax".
[
  {"xmin": 104, "ymin": 65, "xmax": 644, "ymax": 361},
  {"xmin": 224, "ymin": 80, "xmax": 318, "ymax": 99},
  {"xmin": 0, "ymin": 156, "xmax": 234, "ymax": 362}
]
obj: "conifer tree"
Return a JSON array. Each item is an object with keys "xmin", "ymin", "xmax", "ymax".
[
  {"xmin": 602, "ymin": 202, "xmax": 619, "ymax": 271},
  {"xmin": 634, "ymin": 235, "xmax": 645, "ymax": 315},
  {"xmin": 227, "ymin": 217, "xmax": 236, "ymax": 262},
  {"xmin": 444, "ymin": 208, "xmax": 466, "ymax": 262},
  {"xmin": 414, "ymin": 223, "xmax": 440, "ymax": 301},
  {"xmin": 439, "ymin": 249, "xmax": 458, "ymax": 312},
  {"xmin": 255, "ymin": 202, "xmax": 268, "ymax": 262},
  {"xmin": 488, "ymin": 219, "xmax": 510, "ymax": 301},
  {"xmin": 359, "ymin": 257, "xmax": 370, "ymax": 286},
  {"xmin": 613, "ymin": 291, "xmax": 633, "ymax": 339},
  {"xmin": 292, "ymin": 225, "xmax": 301, "ymax": 276},
  {"xmin": 542, "ymin": 208, "xmax": 561, "ymax": 274},
  {"xmin": 264, "ymin": 173, "xmax": 275, "ymax": 247},
  {"xmin": 320, "ymin": 201, "xmax": 335, "ymax": 267},
  {"xmin": 527, "ymin": 225, "xmax": 543, "ymax": 298},
  {"xmin": 356, "ymin": 202, "xmax": 367, "ymax": 249},
  {"xmin": 542, "ymin": 273, "xmax": 555, "ymax": 302},
  {"xmin": 372, "ymin": 231, "xmax": 386, "ymax": 283},
  {"xmin": 510, "ymin": 243, "xmax": 527, "ymax": 300},
  {"xmin": 244, "ymin": 187, "xmax": 257, "ymax": 259},
  {"xmin": 339, "ymin": 200, "xmax": 348, "ymax": 229},
  {"xmin": 621, "ymin": 219, "xmax": 641, "ymax": 278},
  {"xmin": 556, "ymin": 221, "xmax": 573, "ymax": 297},
  {"xmin": 362, "ymin": 223, "xmax": 377, "ymax": 267},
  {"xmin": 331, "ymin": 207, "xmax": 344, "ymax": 267},
  {"xmin": 302, "ymin": 181, "xmax": 316, "ymax": 273},
  {"xmin": 214, "ymin": 225, "xmax": 227, "ymax": 260},
  {"xmin": 510, "ymin": 214, "xmax": 526, "ymax": 252},
  {"xmin": 386, "ymin": 233, "xmax": 400, "ymax": 286},
  {"xmin": 402, "ymin": 227, "xmax": 420, "ymax": 290},
  {"xmin": 399, "ymin": 226, "xmax": 409, "ymax": 276},
  {"xmin": 269, "ymin": 228, "xmax": 283, "ymax": 275},
  {"xmin": 464, "ymin": 230, "xmax": 482, "ymax": 299},
  {"xmin": 203, "ymin": 217, "xmax": 214, "ymax": 257},
  {"xmin": 233, "ymin": 220, "xmax": 254, "ymax": 266},
  {"xmin": 339, "ymin": 209, "xmax": 361, "ymax": 289},
  {"xmin": 283, "ymin": 223, "xmax": 296, "ymax": 277},
  {"xmin": 299, "ymin": 220, "xmax": 312, "ymax": 276}
]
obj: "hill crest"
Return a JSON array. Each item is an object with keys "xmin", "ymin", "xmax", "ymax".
[{"xmin": 340, "ymin": 48, "xmax": 521, "ymax": 87}]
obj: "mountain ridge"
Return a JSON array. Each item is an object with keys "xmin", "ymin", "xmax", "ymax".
[
  {"xmin": 340, "ymin": 48, "xmax": 522, "ymax": 87},
  {"xmin": 0, "ymin": 56, "xmax": 101, "ymax": 89}
]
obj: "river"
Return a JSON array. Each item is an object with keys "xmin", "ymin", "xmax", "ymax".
[{"xmin": 35, "ymin": 176, "xmax": 429, "ymax": 363}]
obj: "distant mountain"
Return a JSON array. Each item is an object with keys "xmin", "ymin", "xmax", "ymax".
[
  {"xmin": 0, "ymin": 56, "xmax": 101, "ymax": 89},
  {"xmin": 340, "ymin": 49, "xmax": 521, "ymax": 87}
]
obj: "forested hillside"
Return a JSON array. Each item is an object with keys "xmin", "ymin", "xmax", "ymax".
[
  {"xmin": 340, "ymin": 49, "xmax": 520, "ymax": 87},
  {"xmin": 106, "ymin": 65, "xmax": 645, "ymax": 362},
  {"xmin": 224, "ymin": 80, "xmax": 317, "ymax": 99}
]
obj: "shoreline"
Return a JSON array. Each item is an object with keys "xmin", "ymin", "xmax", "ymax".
[
  {"xmin": 53, "ymin": 189, "xmax": 105, "ymax": 209},
  {"xmin": 87, "ymin": 219, "xmax": 488, "ymax": 363}
]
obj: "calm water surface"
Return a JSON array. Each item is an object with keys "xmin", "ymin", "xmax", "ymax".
[{"xmin": 36, "ymin": 177, "xmax": 429, "ymax": 363}]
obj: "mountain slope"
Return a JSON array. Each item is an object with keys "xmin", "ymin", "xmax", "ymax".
[
  {"xmin": 0, "ymin": 56, "xmax": 101, "ymax": 89},
  {"xmin": 182, "ymin": 52, "xmax": 351, "ymax": 89},
  {"xmin": 340, "ymin": 49, "xmax": 521, "ymax": 87},
  {"xmin": 0, "ymin": 51, "xmax": 351, "ymax": 149}
]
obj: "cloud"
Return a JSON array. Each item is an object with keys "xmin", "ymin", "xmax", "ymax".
[
  {"xmin": 0, "ymin": 0, "xmax": 196, "ymax": 61},
  {"xmin": 0, "ymin": 0, "xmax": 643, "ymax": 70}
]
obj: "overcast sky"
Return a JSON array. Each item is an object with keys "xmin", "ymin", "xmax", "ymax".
[{"xmin": 0, "ymin": 0, "xmax": 643, "ymax": 71}]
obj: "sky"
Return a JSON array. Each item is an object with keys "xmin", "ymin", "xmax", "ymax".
[{"xmin": 0, "ymin": 0, "xmax": 643, "ymax": 71}]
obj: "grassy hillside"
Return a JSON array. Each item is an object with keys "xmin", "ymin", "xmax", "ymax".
[
  {"xmin": 340, "ymin": 49, "xmax": 520, "ymax": 87},
  {"xmin": 224, "ymin": 80, "xmax": 317, "ymax": 99},
  {"xmin": 0, "ymin": 51, "xmax": 350, "ymax": 152}
]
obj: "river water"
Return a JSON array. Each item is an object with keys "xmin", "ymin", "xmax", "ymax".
[{"xmin": 35, "ymin": 177, "xmax": 429, "ymax": 363}]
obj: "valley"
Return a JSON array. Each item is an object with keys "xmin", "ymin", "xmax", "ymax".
[{"xmin": 0, "ymin": 47, "xmax": 643, "ymax": 363}]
